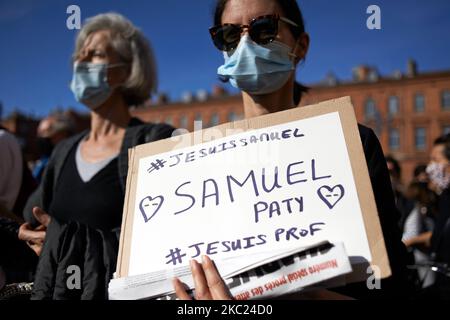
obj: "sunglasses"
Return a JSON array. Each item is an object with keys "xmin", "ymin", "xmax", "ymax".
[{"xmin": 209, "ymin": 14, "xmax": 299, "ymax": 52}]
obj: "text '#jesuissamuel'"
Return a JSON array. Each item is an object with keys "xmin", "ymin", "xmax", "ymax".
[{"xmin": 146, "ymin": 128, "xmax": 304, "ymax": 174}]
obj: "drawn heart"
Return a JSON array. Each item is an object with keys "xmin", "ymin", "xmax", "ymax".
[
  {"xmin": 317, "ymin": 184, "xmax": 345, "ymax": 209},
  {"xmin": 139, "ymin": 195, "xmax": 164, "ymax": 223}
]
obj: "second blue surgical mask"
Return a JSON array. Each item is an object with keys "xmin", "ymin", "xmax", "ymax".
[
  {"xmin": 217, "ymin": 35, "xmax": 295, "ymax": 95},
  {"xmin": 70, "ymin": 62, "xmax": 124, "ymax": 109}
]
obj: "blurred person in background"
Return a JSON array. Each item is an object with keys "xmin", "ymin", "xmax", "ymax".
[
  {"xmin": 422, "ymin": 134, "xmax": 450, "ymax": 298},
  {"xmin": 0, "ymin": 126, "xmax": 37, "ymax": 290},
  {"xmin": 427, "ymin": 134, "xmax": 450, "ymax": 195},
  {"xmin": 18, "ymin": 13, "xmax": 174, "ymax": 299},
  {"xmin": 385, "ymin": 155, "xmax": 414, "ymax": 229},
  {"xmin": 0, "ymin": 127, "xmax": 22, "ymax": 217},
  {"xmin": 413, "ymin": 164, "xmax": 429, "ymax": 184},
  {"xmin": 402, "ymin": 182, "xmax": 437, "ymax": 288},
  {"xmin": 0, "ymin": 125, "xmax": 38, "ymax": 218},
  {"xmin": 32, "ymin": 113, "xmax": 76, "ymax": 183}
]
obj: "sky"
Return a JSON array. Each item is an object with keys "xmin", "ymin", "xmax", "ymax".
[{"xmin": 0, "ymin": 0, "xmax": 450, "ymax": 117}]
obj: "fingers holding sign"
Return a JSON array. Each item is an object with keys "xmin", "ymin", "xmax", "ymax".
[{"xmin": 173, "ymin": 255, "xmax": 233, "ymax": 300}]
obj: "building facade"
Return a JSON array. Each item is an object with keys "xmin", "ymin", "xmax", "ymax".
[
  {"xmin": 132, "ymin": 94, "xmax": 244, "ymax": 132},
  {"xmin": 300, "ymin": 68, "xmax": 450, "ymax": 183},
  {"xmin": 3, "ymin": 63, "xmax": 450, "ymax": 183}
]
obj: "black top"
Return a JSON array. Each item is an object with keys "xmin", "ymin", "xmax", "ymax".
[
  {"xmin": 331, "ymin": 125, "xmax": 412, "ymax": 299},
  {"xmin": 431, "ymin": 188, "xmax": 450, "ymax": 264},
  {"xmin": 27, "ymin": 119, "xmax": 175, "ymax": 299},
  {"xmin": 48, "ymin": 145, "xmax": 123, "ymax": 230}
]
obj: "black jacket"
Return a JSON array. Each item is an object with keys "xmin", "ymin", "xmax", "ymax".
[
  {"xmin": 431, "ymin": 188, "xmax": 450, "ymax": 297},
  {"xmin": 431, "ymin": 188, "xmax": 450, "ymax": 265},
  {"xmin": 26, "ymin": 119, "xmax": 175, "ymax": 299},
  {"xmin": 334, "ymin": 125, "xmax": 411, "ymax": 299},
  {"xmin": 30, "ymin": 123, "xmax": 410, "ymax": 300}
]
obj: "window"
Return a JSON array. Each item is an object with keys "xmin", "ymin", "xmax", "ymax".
[
  {"xmin": 364, "ymin": 98, "xmax": 376, "ymax": 120},
  {"xmin": 415, "ymin": 127, "xmax": 426, "ymax": 150},
  {"xmin": 442, "ymin": 90, "xmax": 450, "ymax": 110},
  {"xmin": 228, "ymin": 112, "xmax": 237, "ymax": 122},
  {"xmin": 443, "ymin": 125, "xmax": 450, "ymax": 135},
  {"xmin": 414, "ymin": 94, "xmax": 425, "ymax": 113},
  {"xmin": 179, "ymin": 115, "xmax": 188, "ymax": 129},
  {"xmin": 209, "ymin": 113, "xmax": 219, "ymax": 127},
  {"xmin": 165, "ymin": 116, "xmax": 173, "ymax": 125},
  {"xmin": 227, "ymin": 112, "xmax": 244, "ymax": 122},
  {"xmin": 389, "ymin": 128, "xmax": 400, "ymax": 150},
  {"xmin": 388, "ymin": 96, "xmax": 399, "ymax": 116},
  {"xmin": 193, "ymin": 113, "xmax": 203, "ymax": 129},
  {"xmin": 194, "ymin": 113, "xmax": 202, "ymax": 122}
]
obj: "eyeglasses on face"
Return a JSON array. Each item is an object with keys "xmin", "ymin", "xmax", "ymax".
[{"xmin": 209, "ymin": 14, "xmax": 299, "ymax": 52}]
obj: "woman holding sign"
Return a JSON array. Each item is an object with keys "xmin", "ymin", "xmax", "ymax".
[{"xmin": 174, "ymin": 0, "xmax": 411, "ymax": 300}]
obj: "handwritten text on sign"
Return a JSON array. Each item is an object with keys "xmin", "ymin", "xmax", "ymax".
[{"xmin": 128, "ymin": 112, "xmax": 371, "ymax": 275}]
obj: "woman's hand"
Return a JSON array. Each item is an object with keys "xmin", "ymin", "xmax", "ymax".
[
  {"xmin": 18, "ymin": 207, "xmax": 51, "ymax": 256},
  {"xmin": 403, "ymin": 231, "xmax": 432, "ymax": 250},
  {"xmin": 172, "ymin": 255, "xmax": 233, "ymax": 300}
]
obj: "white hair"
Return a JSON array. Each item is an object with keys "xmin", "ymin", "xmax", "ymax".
[{"xmin": 74, "ymin": 13, "xmax": 157, "ymax": 106}]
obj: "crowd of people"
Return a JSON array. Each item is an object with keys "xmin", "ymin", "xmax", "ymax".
[
  {"xmin": 386, "ymin": 136, "xmax": 450, "ymax": 296},
  {"xmin": 0, "ymin": 0, "xmax": 449, "ymax": 300}
]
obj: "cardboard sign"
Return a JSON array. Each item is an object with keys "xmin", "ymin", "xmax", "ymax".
[{"xmin": 116, "ymin": 97, "xmax": 391, "ymax": 284}]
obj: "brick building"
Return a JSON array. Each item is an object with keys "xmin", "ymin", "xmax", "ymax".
[
  {"xmin": 3, "ymin": 61, "xmax": 450, "ymax": 183},
  {"xmin": 299, "ymin": 61, "xmax": 450, "ymax": 183},
  {"xmin": 131, "ymin": 85, "xmax": 245, "ymax": 132}
]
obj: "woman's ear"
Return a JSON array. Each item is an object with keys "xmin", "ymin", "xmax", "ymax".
[{"xmin": 293, "ymin": 33, "xmax": 310, "ymax": 65}]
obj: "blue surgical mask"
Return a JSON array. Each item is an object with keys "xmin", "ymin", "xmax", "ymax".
[
  {"xmin": 217, "ymin": 35, "xmax": 295, "ymax": 95},
  {"xmin": 70, "ymin": 62, "xmax": 124, "ymax": 109}
]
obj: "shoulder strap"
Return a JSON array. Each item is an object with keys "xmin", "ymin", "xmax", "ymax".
[
  {"xmin": 117, "ymin": 120, "xmax": 175, "ymax": 192},
  {"xmin": 117, "ymin": 120, "xmax": 147, "ymax": 193},
  {"xmin": 141, "ymin": 123, "xmax": 176, "ymax": 144}
]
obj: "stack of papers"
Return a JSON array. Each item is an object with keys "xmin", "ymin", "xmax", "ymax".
[{"xmin": 109, "ymin": 241, "xmax": 352, "ymax": 300}]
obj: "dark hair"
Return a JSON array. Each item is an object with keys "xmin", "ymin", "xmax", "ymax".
[
  {"xmin": 407, "ymin": 181, "xmax": 437, "ymax": 207},
  {"xmin": 213, "ymin": 0, "xmax": 308, "ymax": 104},
  {"xmin": 213, "ymin": 0, "xmax": 305, "ymax": 38},
  {"xmin": 413, "ymin": 164, "xmax": 427, "ymax": 178},
  {"xmin": 433, "ymin": 133, "xmax": 450, "ymax": 161},
  {"xmin": 385, "ymin": 155, "xmax": 401, "ymax": 178}
]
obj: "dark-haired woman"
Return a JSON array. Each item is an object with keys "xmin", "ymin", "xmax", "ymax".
[{"xmin": 174, "ymin": 0, "xmax": 411, "ymax": 300}]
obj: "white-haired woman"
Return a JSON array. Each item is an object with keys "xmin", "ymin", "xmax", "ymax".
[{"xmin": 18, "ymin": 13, "xmax": 174, "ymax": 299}]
